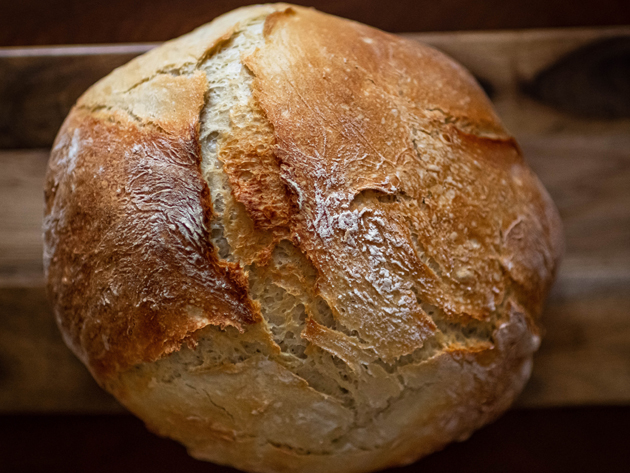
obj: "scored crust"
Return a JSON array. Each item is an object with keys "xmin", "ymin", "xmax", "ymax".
[{"xmin": 44, "ymin": 4, "xmax": 563, "ymax": 473}]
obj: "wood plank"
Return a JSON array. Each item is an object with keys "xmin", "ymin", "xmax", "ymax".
[
  {"xmin": 0, "ymin": 287, "xmax": 123, "ymax": 413},
  {"xmin": 1, "ymin": 284, "xmax": 629, "ymax": 412},
  {"xmin": 0, "ymin": 274, "xmax": 630, "ymax": 413},
  {"xmin": 520, "ymin": 276, "xmax": 630, "ymax": 406},
  {"xmin": 0, "ymin": 149, "xmax": 48, "ymax": 286},
  {"xmin": 406, "ymin": 27, "xmax": 630, "ymax": 137},
  {"xmin": 3, "ymin": 134, "xmax": 629, "ymax": 288},
  {"xmin": 0, "ymin": 45, "xmax": 153, "ymax": 148},
  {"xmin": 0, "ymin": 28, "xmax": 629, "ymax": 411},
  {"xmin": 1, "ymin": 27, "xmax": 629, "ymax": 148},
  {"xmin": 1, "ymin": 134, "xmax": 629, "ymax": 410},
  {"xmin": 3, "ymin": 272, "xmax": 628, "ymax": 412},
  {"xmin": 1, "ymin": 276, "xmax": 629, "ymax": 412},
  {"xmin": 522, "ymin": 135, "xmax": 630, "ymax": 270}
]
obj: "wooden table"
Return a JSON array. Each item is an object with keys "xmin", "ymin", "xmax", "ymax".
[{"xmin": 1, "ymin": 26, "xmax": 629, "ymax": 471}]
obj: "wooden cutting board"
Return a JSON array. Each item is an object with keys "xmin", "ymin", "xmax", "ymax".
[{"xmin": 1, "ymin": 27, "xmax": 629, "ymax": 413}]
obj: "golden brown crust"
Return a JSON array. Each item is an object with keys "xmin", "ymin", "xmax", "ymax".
[
  {"xmin": 245, "ymin": 7, "xmax": 562, "ymax": 351},
  {"xmin": 44, "ymin": 4, "xmax": 563, "ymax": 473},
  {"xmin": 44, "ymin": 105, "xmax": 261, "ymax": 380},
  {"xmin": 44, "ymin": 3, "xmax": 292, "ymax": 381}
]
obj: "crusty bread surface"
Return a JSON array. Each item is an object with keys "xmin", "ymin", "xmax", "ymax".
[{"xmin": 44, "ymin": 4, "xmax": 563, "ymax": 473}]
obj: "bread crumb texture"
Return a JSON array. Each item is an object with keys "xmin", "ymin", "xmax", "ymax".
[{"xmin": 44, "ymin": 4, "xmax": 562, "ymax": 473}]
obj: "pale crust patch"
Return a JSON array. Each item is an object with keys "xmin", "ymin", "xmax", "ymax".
[{"xmin": 217, "ymin": 97, "xmax": 293, "ymax": 266}]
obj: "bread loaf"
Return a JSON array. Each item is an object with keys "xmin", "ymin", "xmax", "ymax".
[{"xmin": 44, "ymin": 4, "xmax": 563, "ymax": 472}]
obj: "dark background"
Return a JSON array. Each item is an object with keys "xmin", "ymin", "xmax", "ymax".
[
  {"xmin": 2, "ymin": 1, "xmax": 630, "ymax": 472},
  {"xmin": 2, "ymin": 408, "xmax": 629, "ymax": 472},
  {"xmin": 1, "ymin": 0, "xmax": 630, "ymax": 46}
]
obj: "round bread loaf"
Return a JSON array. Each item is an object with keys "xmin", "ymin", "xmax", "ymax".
[{"xmin": 44, "ymin": 4, "xmax": 563, "ymax": 473}]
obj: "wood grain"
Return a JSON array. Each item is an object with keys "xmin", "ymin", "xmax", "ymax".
[
  {"xmin": 3, "ymin": 136, "xmax": 628, "ymax": 287},
  {"xmin": 520, "ymin": 277, "xmax": 630, "ymax": 406},
  {"xmin": 0, "ymin": 149, "xmax": 48, "ymax": 285},
  {"xmin": 0, "ymin": 28, "xmax": 629, "ymax": 411},
  {"xmin": 524, "ymin": 37, "xmax": 630, "ymax": 118},
  {"xmin": 405, "ymin": 27, "xmax": 630, "ymax": 138},
  {"xmin": 1, "ymin": 137, "xmax": 628, "ymax": 411},
  {"xmin": 0, "ymin": 287, "xmax": 123, "ymax": 413},
  {"xmin": 2, "ymin": 28, "xmax": 629, "ymax": 149},
  {"xmin": 3, "ymin": 272, "xmax": 629, "ymax": 412},
  {"xmin": 0, "ymin": 45, "xmax": 152, "ymax": 148}
]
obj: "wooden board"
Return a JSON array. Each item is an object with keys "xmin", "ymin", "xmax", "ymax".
[
  {"xmin": 0, "ymin": 44, "xmax": 153, "ymax": 149},
  {"xmin": 1, "ymin": 27, "xmax": 629, "ymax": 412}
]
